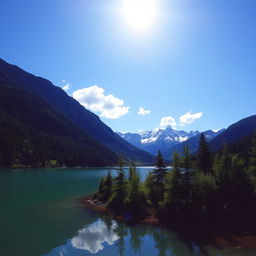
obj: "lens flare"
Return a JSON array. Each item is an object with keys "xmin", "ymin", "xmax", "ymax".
[{"xmin": 122, "ymin": 0, "xmax": 157, "ymax": 30}]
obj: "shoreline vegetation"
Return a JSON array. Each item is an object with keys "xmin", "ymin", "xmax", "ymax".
[
  {"xmin": 80, "ymin": 194, "xmax": 161, "ymax": 225},
  {"xmin": 80, "ymin": 194, "xmax": 256, "ymax": 250},
  {"xmin": 81, "ymin": 133, "xmax": 256, "ymax": 248}
]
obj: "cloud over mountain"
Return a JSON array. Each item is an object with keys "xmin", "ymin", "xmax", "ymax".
[
  {"xmin": 179, "ymin": 111, "xmax": 203, "ymax": 126},
  {"xmin": 73, "ymin": 85, "xmax": 129, "ymax": 119},
  {"xmin": 160, "ymin": 116, "xmax": 177, "ymax": 129}
]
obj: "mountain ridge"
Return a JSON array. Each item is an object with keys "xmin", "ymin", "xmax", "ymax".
[
  {"xmin": 0, "ymin": 58, "xmax": 154, "ymax": 164},
  {"xmin": 117, "ymin": 126, "xmax": 201, "ymax": 155},
  {"xmin": 117, "ymin": 126, "xmax": 225, "ymax": 159},
  {"xmin": 0, "ymin": 85, "xmax": 117, "ymax": 167},
  {"xmin": 209, "ymin": 115, "xmax": 256, "ymax": 152}
]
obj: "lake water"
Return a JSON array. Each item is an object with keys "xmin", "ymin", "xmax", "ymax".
[{"xmin": 0, "ymin": 168, "xmax": 255, "ymax": 256}]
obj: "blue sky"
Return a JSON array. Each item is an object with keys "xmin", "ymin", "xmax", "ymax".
[{"xmin": 1, "ymin": 0, "xmax": 255, "ymax": 132}]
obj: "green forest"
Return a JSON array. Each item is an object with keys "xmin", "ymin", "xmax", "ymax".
[
  {"xmin": 95, "ymin": 133, "xmax": 256, "ymax": 236},
  {"xmin": 0, "ymin": 85, "xmax": 117, "ymax": 168}
]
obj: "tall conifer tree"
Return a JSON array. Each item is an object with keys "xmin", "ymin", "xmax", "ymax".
[
  {"xmin": 198, "ymin": 133, "xmax": 212, "ymax": 174},
  {"xmin": 153, "ymin": 151, "xmax": 167, "ymax": 202}
]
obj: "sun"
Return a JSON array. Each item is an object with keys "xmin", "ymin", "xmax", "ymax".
[{"xmin": 122, "ymin": 0, "xmax": 157, "ymax": 30}]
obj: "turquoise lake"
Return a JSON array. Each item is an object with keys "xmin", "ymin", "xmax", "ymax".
[{"xmin": 0, "ymin": 168, "xmax": 255, "ymax": 256}]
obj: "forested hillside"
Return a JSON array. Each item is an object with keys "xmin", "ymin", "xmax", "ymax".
[
  {"xmin": 0, "ymin": 58, "xmax": 154, "ymax": 164},
  {"xmin": 0, "ymin": 85, "xmax": 117, "ymax": 167}
]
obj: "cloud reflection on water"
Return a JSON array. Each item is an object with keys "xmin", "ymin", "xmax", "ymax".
[
  {"xmin": 43, "ymin": 217, "xmax": 213, "ymax": 256},
  {"xmin": 71, "ymin": 219, "xmax": 119, "ymax": 254}
]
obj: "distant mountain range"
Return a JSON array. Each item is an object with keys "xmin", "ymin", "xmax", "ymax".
[
  {"xmin": 118, "ymin": 114, "xmax": 256, "ymax": 161},
  {"xmin": 0, "ymin": 58, "xmax": 154, "ymax": 167},
  {"xmin": 117, "ymin": 126, "xmax": 224, "ymax": 157},
  {"xmin": 1, "ymin": 58, "xmax": 256, "ymax": 167}
]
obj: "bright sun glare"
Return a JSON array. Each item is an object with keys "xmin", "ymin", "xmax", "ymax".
[{"xmin": 122, "ymin": 0, "xmax": 157, "ymax": 30}]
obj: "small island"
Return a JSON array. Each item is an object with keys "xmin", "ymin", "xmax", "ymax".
[{"xmin": 83, "ymin": 133, "xmax": 256, "ymax": 240}]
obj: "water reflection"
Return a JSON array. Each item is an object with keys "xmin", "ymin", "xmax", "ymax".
[
  {"xmin": 43, "ymin": 215, "xmax": 200, "ymax": 256},
  {"xmin": 50, "ymin": 214, "xmax": 256, "ymax": 256},
  {"xmin": 71, "ymin": 219, "xmax": 118, "ymax": 254}
]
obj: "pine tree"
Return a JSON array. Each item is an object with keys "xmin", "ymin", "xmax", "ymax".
[
  {"xmin": 144, "ymin": 171, "xmax": 156, "ymax": 204},
  {"xmin": 104, "ymin": 171, "xmax": 113, "ymax": 201},
  {"xmin": 116, "ymin": 164, "xmax": 126, "ymax": 202},
  {"xmin": 213, "ymin": 145, "xmax": 231, "ymax": 186},
  {"xmin": 176, "ymin": 144, "xmax": 193, "ymax": 206},
  {"xmin": 182, "ymin": 144, "xmax": 192, "ymax": 185},
  {"xmin": 198, "ymin": 133, "xmax": 212, "ymax": 174},
  {"xmin": 128, "ymin": 163, "xmax": 136, "ymax": 181},
  {"xmin": 153, "ymin": 151, "xmax": 167, "ymax": 203},
  {"xmin": 127, "ymin": 167, "xmax": 145, "ymax": 215},
  {"xmin": 108, "ymin": 157, "xmax": 127, "ymax": 209},
  {"xmin": 164, "ymin": 152, "xmax": 182, "ymax": 206},
  {"xmin": 97, "ymin": 178, "xmax": 105, "ymax": 198},
  {"xmin": 96, "ymin": 174, "xmax": 112, "ymax": 201}
]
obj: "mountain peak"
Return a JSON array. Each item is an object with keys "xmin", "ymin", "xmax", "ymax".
[
  {"xmin": 117, "ymin": 127, "xmax": 201, "ymax": 155},
  {"xmin": 165, "ymin": 124, "xmax": 174, "ymax": 129}
]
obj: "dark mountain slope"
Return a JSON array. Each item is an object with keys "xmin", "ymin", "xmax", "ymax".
[
  {"xmin": 0, "ymin": 58, "xmax": 154, "ymax": 163},
  {"xmin": 209, "ymin": 115, "xmax": 256, "ymax": 152},
  {"xmin": 0, "ymin": 85, "xmax": 117, "ymax": 167}
]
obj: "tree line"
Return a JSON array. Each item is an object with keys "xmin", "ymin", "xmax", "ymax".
[{"xmin": 95, "ymin": 133, "xmax": 256, "ymax": 236}]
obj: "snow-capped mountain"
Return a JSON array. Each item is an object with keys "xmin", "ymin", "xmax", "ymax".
[
  {"xmin": 117, "ymin": 126, "xmax": 224, "ymax": 156},
  {"xmin": 117, "ymin": 125, "xmax": 200, "ymax": 155}
]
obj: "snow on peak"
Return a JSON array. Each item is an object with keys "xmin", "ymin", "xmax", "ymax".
[
  {"xmin": 212, "ymin": 129, "xmax": 221, "ymax": 133},
  {"xmin": 137, "ymin": 126, "xmax": 199, "ymax": 144},
  {"xmin": 179, "ymin": 136, "xmax": 189, "ymax": 142}
]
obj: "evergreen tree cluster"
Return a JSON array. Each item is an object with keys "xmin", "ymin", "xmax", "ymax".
[
  {"xmin": 96, "ymin": 133, "xmax": 256, "ymax": 235},
  {"xmin": 162, "ymin": 134, "xmax": 256, "ymax": 235},
  {"xmin": 95, "ymin": 160, "xmax": 148, "ymax": 220}
]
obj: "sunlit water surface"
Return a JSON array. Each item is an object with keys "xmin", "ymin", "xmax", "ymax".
[{"xmin": 0, "ymin": 168, "xmax": 255, "ymax": 256}]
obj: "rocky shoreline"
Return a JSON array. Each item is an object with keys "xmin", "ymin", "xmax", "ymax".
[{"xmin": 79, "ymin": 194, "xmax": 161, "ymax": 225}]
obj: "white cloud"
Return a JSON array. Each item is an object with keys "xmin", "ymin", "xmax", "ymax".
[
  {"xmin": 179, "ymin": 111, "xmax": 203, "ymax": 126},
  {"xmin": 138, "ymin": 107, "xmax": 151, "ymax": 116},
  {"xmin": 72, "ymin": 85, "xmax": 129, "ymax": 119},
  {"xmin": 62, "ymin": 83, "xmax": 70, "ymax": 91},
  {"xmin": 160, "ymin": 116, "xmax": 177, "ymax": 129}
]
